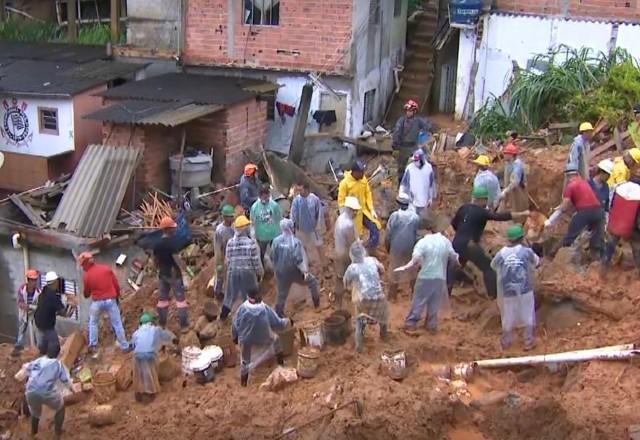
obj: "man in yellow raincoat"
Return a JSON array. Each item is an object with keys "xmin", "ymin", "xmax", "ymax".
[
  {"xmin": 608, "ymin": 148, "xmax": 640, "ymax": 188},
  {"xmin": 337, "ymin": 160, "xmax": 381, "ymax": 250}
]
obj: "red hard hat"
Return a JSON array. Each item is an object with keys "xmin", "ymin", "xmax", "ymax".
[
  {"xmin": 159, "ymin": 216, "xmax": 177, "ymax": 229},
  {"xmin": 77, "ymin": 252, "xmax": 94, "ymax": 266},
  {"xmin": 503, "ymin": 143, "xmax": 519, "ymax": 155},
  {"xmin": 404, "ymin": 100, "xmax": 418, "ymax": 110},
  {"xmin": 25, "ymin": 269, "xmax": 38, "ymax": 280}
]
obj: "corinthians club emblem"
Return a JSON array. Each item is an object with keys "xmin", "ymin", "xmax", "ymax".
[{"xmin": 1, "ymin": 98, "xmax": 32, "ymax": 147}]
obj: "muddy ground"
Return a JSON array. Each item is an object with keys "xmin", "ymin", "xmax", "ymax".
[{"xmin": 1, "ymin": 144, "xmax": 639, "ymax": 440}]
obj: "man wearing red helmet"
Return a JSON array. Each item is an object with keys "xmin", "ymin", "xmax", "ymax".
[
  {"xmin": 12, "ymin": 269, "xmax": 42, "ymax": 355},
  {"xmin": 392, "ymin": 100, "xmax": 432, "ymax": 185},
  {"xmin": 500, "ymin": 140, "xmax": 529, "ymax": 212}
]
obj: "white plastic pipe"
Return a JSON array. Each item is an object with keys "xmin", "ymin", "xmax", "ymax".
[{"xmin": 474, "ymin": 344, "xmax": 637, "ymax": 369}]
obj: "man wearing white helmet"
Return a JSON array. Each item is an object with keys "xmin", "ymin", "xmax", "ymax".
[
  {"xmin": 392, "ymin": 100, "xmax": 431, "ymax": 185},
  {"xmin": 589, "ymin": 159, "xmax": 614, "ymax": 215},
  {"xmin": 33, "ymin": 272, "xmax": 75, "ymax": 356},
  {"xmin": 333, "ymin": 196, "xmax": 361, "ymax": 309},
  {"xmin": 400, "ymin": 149, "xmax": 436, "ymax": 217}
]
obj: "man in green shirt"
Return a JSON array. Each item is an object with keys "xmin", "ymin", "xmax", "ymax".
[{"xmin": 250, "ymin": 185, "xmax": 283, "ymax": 262}]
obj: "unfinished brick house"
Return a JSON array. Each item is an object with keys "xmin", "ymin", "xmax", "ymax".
[
  {"xmin": 85, "ymin": 73, "xmax": 276, "ymax": 194},
  {"xmin": 179, "ymin": 0, "xmax": 409, "ymax": 155},
  {"xmin": 447, "ymin": 0, "xmax": 640, "ymax": 118}
]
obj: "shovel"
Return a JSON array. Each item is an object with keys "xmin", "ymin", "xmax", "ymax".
[{"xmin": 274, "ymin": 399, "xmax": 363, "ymax": 439}]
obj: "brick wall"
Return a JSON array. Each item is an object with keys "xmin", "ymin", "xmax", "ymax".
[
  {"xmin": 185, "ymin": 0, "xmax": 353, "ymax": 74},
  {"xmin": 494, "ymin": 0, "xmax": 640, "ymax": 21}
]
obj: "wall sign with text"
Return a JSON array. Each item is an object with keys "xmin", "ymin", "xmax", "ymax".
[{"xmin": 1, "ymin": 98, "xmax": 33, "ymax": 148}]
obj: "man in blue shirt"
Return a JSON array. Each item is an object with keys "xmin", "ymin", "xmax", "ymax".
[
  {"xmin": 589, "ymin": 159, "xmax": 613, "ymax": 213},
  {"xmin": 290, "ymin": 181, "xmax": 323, "ymax": 268}
]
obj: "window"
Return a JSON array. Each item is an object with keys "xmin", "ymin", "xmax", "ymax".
[
  {"xmin": 363, "ymin": 89, "xmax": 376, "ymax": 124},
  {"xmin": 244, "ymin": 0, "xmax": 280, "ymax": 26},
  {"xmin": 38, "ymin": 107, "xmax": 59, "ymax": 135},
  {"xmin": 262, "ymin": 91, "xmax": 276, "ymax": 121},
  {"xmin": 394, "ymin": 0, "xmax": 402, "ymax": 17}
]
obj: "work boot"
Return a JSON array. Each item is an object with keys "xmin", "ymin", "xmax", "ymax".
[
  {"xmin": 54, "ymin": 408, "xmax": 65, "ymax": 438},
  {"xmin": 30, "ymin": 416, "xmax": 39, "ymax": 436},
  {"xmin": 354, "ymin": 319, "xmax": 365, "ymax": 353},
  {"xmin": 240, "ymin": 373, "xmax": 249, "ymax": 387}
]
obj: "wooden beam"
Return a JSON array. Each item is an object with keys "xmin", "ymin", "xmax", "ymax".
[
  {"xmin": 67, "ymin": 0, "xmax": 77, "ymax": 42},
  {"xmin": 9, "ymin": 195, "xmax": 46, "ymax": 228},
  {"xmin": 289, "ymin": 83, "xmax": 313, "ymax": 165},
  {"xmin": 110, "ymin": 0, "xmax": 120, "ymax": 43}
]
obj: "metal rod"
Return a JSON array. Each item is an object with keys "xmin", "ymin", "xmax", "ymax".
[{"xmin": 196, "ymin": 183, "xmax": 240, "ymax": 199}]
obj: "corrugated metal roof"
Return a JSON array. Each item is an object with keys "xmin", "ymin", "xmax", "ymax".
[
  {"xmin": 84, "ymin": 100, "xmax": 224, "ymax": 126},
  {"xmin": 490, "ymin": 10, "xmax": 640, "ymax": 26},
  {"xmin": 50, "ymin": 144, "xmax": 142, "ymax": 238},
  {"xmin": 0, "ymin": 59, "xmax": 143, "ymax": 96},
  {"xmin": 0, "ymin": 41, "xmax": 106, "ymax": 64},
  {"xmin": 99, "ymin": 73, "xmax": 275, "ymax": 106}
]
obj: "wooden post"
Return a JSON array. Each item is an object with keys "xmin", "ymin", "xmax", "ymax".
[
  {"xmin": 67, "ymin": 0, "xmax": 77, "ymax": 42},
  {"xmin": 0, "ymin": 0, "xmax": 6, "ymax": 22},
  {"xmin": 110, "ymin": 0, "xmax": 120, "ymax": 44},
  {"xmin": 289, "ymin": 83, "xmax": 314, "ymax": 165}
]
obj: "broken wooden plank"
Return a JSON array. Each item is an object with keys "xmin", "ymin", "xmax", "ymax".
[
  {"xmin": 290, "ymin": 83, "xmax": 314, "ymax": 165},
  {"xmin": 590, "ymin": 131, "xmax": 630, "ymax": 164},
  {"xmin": 9, "ymin": 194, "xmax": 46, "ymax": 228}
]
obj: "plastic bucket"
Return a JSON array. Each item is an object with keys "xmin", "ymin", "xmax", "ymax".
[
  {"xmin": 181, "ymin": 346, "xmax": 202, "ymax": 375},
  {"xmin": 608, "ymin": 182, "xmax": 640, "ymax": 238},
  {"xmin": 297, "ymin": 347, "xmax": 320, "ymax": 379},
  {"xmin": 93, "ymin": 371, "xmax": 117, "ymax": 404},
  {"xmin": 331, "ymin": 309, "xmax": 352, "ymax": 337},
  {"xmin": 323, "ymin": 315, "xmax": 346, "ymax": 346},
  {"xmin": 191, "ymin": 356, "xmax": 214, "ymax": 384},
  {"xmin": 276, "ymin": 327, "xmax": 296, "ymax": 357},
  {"xmin": 202, "ymin": 345, "xmax": 224, "ymax": 372},
  {"xmin": 299, "ymin": 320, "xmax": 324, "ymax": 350},
  {"xmin": 380, "ymin": 349, "xmax": 407, "ymax": 381}
]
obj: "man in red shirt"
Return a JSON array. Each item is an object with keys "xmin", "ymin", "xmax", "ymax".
[
  {"xmin": 544, "ymin": 164, "xmax": 604, "ymax": 260},
  {"xmin": 78, "ymin": 252, "xmax": 131, "ymax": 353}
]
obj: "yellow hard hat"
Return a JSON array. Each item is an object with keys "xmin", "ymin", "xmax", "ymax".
[
  {"xmin": 234, "ymin": 215, "xmax": 251, "ymax": 228},
  {"xmin": 629, "ymin": 148, "xmax": 640, "ymax": 164},
  {"xmin": 473, "ymin": 155, "xmax": 491, "ymax": 167},
  {"xmin": 579, "ymin": 122, "xmax": 594, "ymax": 132}
]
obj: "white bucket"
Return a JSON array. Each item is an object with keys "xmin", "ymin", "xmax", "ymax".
[
  {"xmin": 300, "ymin": 320, "xmax": 324, "ymax": 350},
  {"xmin": 202, "ymin": 345, "xmax": 224, "ymax": 372},
  {"xmin": 181, "ymin": 346, "xmax": 202, "ymax": 375}
]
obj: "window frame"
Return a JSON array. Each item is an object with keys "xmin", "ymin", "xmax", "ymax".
[
  {"xmin": 363, "ymin": 89, "xmax": 376, "ymax": 124},
  {"xmin": 243, "ymin": 0, "xmax": 280, "ymax": 26},
  {"xmin": 38, "ymin": 107, "xmax": 59, "ymax": 136}
]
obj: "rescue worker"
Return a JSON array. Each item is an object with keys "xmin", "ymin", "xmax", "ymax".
[
  {"xmin": 131, "ymin": 312, "xmax": 175, "ymax": 403},
  {"xmin": 240, "ymin": 163, "xmax": 260, "ymax": 215},
  {"xmin": 601, "ymin": 176, "xmax": 640, "ymax": 278},
  {"xmin": 448, "ymin": 186, "xmax": 528, "ymax": 298},
  {"xmin": 221, "ymin": 215, "xmax": 264, "ymax": 320},
  {"xmin": 232, "ymin": 287, "xmax": 291, "ymax": 386},
  {"xmin": 152, "ymin": 216, "xmax": 190, "ymax": 330},
  {"xmin": 271, "ymin": 218, "xmax": 320, "ymax": 317},
  {"xmin": 500, "ymin": 143, "xmax": 528, "ymax": 212},
  {"xmin": 608, "ymin": 148, "xmax": 640, "ymax": 188},
  {"xmin": 395, "ymin": 219, "xmax": 458, "ymax": 333},
  {"xmin": 544, "ymin": 164, "xmax": 604, "ymax": 260},
  {"xmin": 343, "ymin": 241, "xmax": 389, "ymax": 353},
  {"xmin": 400, "ymin": 149, "xmax": 436, "ymax": 217},
  {"xmin": 337, "ymin": 160, "xmax": 381, "ymax": 251},
  {"xmin": 12, "ymin": 269, "xmax": 41, "ymax": 356},
  {"xmin": 34, "ymin": 272, "xmax": 75, "ymax": 356},
  {"xmin": 567, "ymin": 122, "xmax": 594, "ymax": 180},
  {"xmin": 385, "ymin": 194, "xmax": 420, "ymax": 301},
  {"xmin": 333, "ymin": 196, "xmax": 361, "ymax": 309},
  {"xmin": 589, "ymin": 159, "xmax": 613, "ymax": 215},
  {"xmin": 473, "ymin": 155, "xmax": 501, "ymax": 211},
  {"xmin": 490, "ymin": 224, "xmax": 540, "ymax": 351},
  {"xmin": 290, "ymin": 181, "xmax": 323, "ymax": 268},
  {"xmin": 250, "ymin": 185, "xmax": 283, "ymax": 262},
  {"xmin": 392, "ymin": 99, "xmax": 431, "ymax": 184},
  {"xmin": 23, "ymin": 344, "xmax": 72, "ymax": 439},
  {"xmin": 77, "ymin": 252, "xmax": 130, "ymax": 354},
  {"xmin": 213, "ymin": 204, "xmax": 237, "ymax": 300}
]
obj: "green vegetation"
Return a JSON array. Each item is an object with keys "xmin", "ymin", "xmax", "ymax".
[
  {"xmin": 0, "ymin": 17, "xmax": 123, "ymax": 45},
  {"xmin": 471, "ymin": 46, "xmax": 640, "ymax": 141}
]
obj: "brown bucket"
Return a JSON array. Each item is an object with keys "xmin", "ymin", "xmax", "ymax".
[
  {"xmin": 297, "ymin": 347, "xmax": 320, "ymax": 379},
  {"xmin": 380, "ymin": 349, "xmax": 407, "ymax": 381},
  {"xmin": 276, "ymin": 326, "xmax": 296, "ymax": 357},
  {"xmin": 331, "ymin": 309, "xmax": 352, "ymax": 337},
  {"xmin": 93, "ymin": 371, "xmax": 117, "ymax": 404},
  {"xmin": 323, "ymin": 315, "xmax": 346, "ymax": 346}
]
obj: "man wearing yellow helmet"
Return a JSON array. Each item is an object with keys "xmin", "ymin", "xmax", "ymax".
[
  {"xmin": 472, "ymin": 155, "xmax": 501, "ymax": 211},
  {"xmin": 608, "ymin": 148, "xmax": 640, "ymax": 188},
  {"xmin": 566, "ymin": 122, "xmax": 594, "ymax": 181}
]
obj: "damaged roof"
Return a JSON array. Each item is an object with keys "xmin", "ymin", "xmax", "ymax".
[
  {"xmin": 84, "ymin": 100, "xmax": 224, "ymax": 126},
  {"xmin": 0, "ymin": 58, "xmax": 143, "ymax": 97},
  {"xmin": 0, "ymin": 41, "xmax": 107, "ymax": 64},
  {"xmin": 50, "ymin": 144, "xmax": 142, "ymax": 238},
  {"xmin": 98, "ymin": 73, "xmax": 277, "ymax": 106}
]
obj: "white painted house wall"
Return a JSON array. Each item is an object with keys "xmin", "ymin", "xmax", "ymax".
[
  {"xmin": 455, "ymin": 13, "xmax": 640, "ymax": 119},
  {"xmin": 0, "ymin": 96, "xmax": 74, "ymax": 157}
]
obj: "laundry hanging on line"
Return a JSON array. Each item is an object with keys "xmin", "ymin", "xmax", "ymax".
[
  {"xmin": 312, "ymin": 110, "xmax": 337, "ymax": 126},
  {"xmin": 276, "ymin": 102, "xmax": 296, "ymax": 118}
]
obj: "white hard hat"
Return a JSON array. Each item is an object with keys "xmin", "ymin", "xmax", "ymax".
[
  {"xmin": 45, "ymin": 271, "xmax": 59, "ymax": 283},
  {"xmin": 344, "ymin": 196, "xmax": 361, "ymax": 210},
  {"xmin": 597, "ymin": 159, "xmax": 614, "ymax": 175}
]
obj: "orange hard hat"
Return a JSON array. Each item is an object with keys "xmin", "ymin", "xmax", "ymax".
[
  {"xmin": 503, "ymin": 143, "xmax": 519, "ymax": 155},
  {"xmin": 159, "ymin": 216, "xmax": 177, "ymax": 229},
  {"xmin": 25, "ymin": 269, "xmax": 38, "ymax": 280},
  {"xmin": 77, "ymin": 251, "xmax": 94, "ymax": 266},
  {"xmin": 244, "ymin": 163, "xmax": 258, "ymax": 176}
]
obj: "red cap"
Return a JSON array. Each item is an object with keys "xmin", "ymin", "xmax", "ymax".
[
  {"xmin": 404, "ymin": 99, "xmax": 418, "ymax": 110},
  {"xmin": 159, "ymin": 216, "xmax": 177, "ymax": 229},
  {"xmin": 77, "ymin": 252, "xmax": 94, "ymax": 266},
  {"xmin": 503, "ymin": 143, "xmax": 519, "ymax": 155}
]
